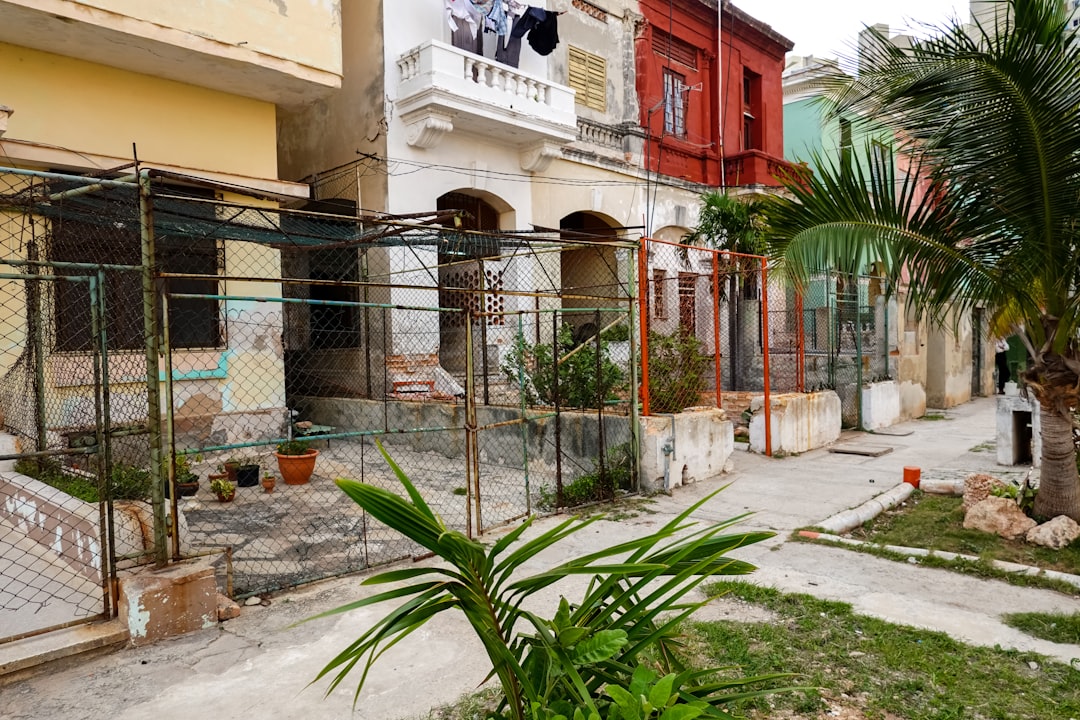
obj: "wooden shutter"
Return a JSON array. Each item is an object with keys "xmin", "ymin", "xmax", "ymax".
[{"xmin": 568, "ymin": 46, "xmax": 607, "ymax": 112}]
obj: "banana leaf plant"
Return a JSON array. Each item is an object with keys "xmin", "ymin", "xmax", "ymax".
[{"xmin": 308, "ymin": 440, "xmax": 793, "ymax": 719}]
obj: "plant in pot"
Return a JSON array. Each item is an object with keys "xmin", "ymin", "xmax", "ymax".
[
  {"xmin": 261, "ymin": 472, "xmax": 276, "ymax": 493},
  {"xmin": 210, "ymin": 476, "xmax": 235, "ymax": 502},
  {"xmin": 223, "ymin": 458, "xmax": 240, "ymax": 483},
  {"xmin": 174, "ymin": 453, "xmax": 200, "ymax": 497},
  {"xmin": 235, "ymin": 458, "xmax": 260, "ymax": 488},
  {"xmin": 274, "ymin": 440, "xmax": 318, "ymax": 485}
]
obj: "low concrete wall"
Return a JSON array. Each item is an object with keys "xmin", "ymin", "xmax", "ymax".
[
  {"xmin": 293, "ymin": 396, "xmax": 632, "ymax": 479},
  {"xmin": 996, "ymin": 392, "xmax": 1042, "ymax": 467},
  {"xmin": 749, "ymin": 391, "xmax": 841, "ymax": 455},
  {"xmin": 119, "ymin": 557, "xmax": 219, "ymax": 646},
  {"xmin": 0, "ymin": 471, "xmax": 179, "ymax": 581},
  {"xmin": 639, "ymin": 409, "xmax": 733, "ymax": 493},
  {"xmin": 861, "ymin": 380, "xmax": 901, "ymax": 430}
]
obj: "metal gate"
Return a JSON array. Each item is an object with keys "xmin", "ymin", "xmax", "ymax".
[{"xmin": 0, "ymin": 269, "xmax": 118, "ymax": 643}]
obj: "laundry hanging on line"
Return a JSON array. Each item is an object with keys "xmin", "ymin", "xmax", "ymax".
[{"xmin": 443, "ymin": 1, "xmax": 561, "ymax": 66}]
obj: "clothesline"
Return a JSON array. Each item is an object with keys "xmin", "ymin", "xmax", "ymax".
[{"xmin": 444, "ymin": 1, "xmax": 564, "ymax": 61}]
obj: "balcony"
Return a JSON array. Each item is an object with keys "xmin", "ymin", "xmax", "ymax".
[
  {"xmin": 723, "ymin": 149, "xmax": 806, "ymax": 188},
  {"xmin": 0, "ymin": 0, "xmax": 341, "ymax": 105},
  {"xmin": 395, "ymin": 40, "xmax": 577, "ymax": 172}
]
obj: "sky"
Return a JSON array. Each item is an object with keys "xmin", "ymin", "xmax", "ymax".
[{"xmin": 731, "ymin": 0, "xmax": 971, "ymax": 59}]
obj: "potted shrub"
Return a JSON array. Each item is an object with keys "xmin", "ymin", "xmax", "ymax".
[
  {"xmin": 261, "ymin": 472, "xmax": 276, "ymax": 493},
  {"xmin": 236, "ymin": 458, "xmax": 260, "ymax": 488},
  {"xmin": 174, "ymin": 453, "xmax": 200, "ymax": 497},
  {"xmin": 210, "ymin": 477, "xmax": 235, "ymax": 503},
  {"xmin": 274, "ymin": 440, "xmax": 318, "ymax": 485}
]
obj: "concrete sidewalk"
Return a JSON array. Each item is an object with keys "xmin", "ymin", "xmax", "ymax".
[{"xmin": 4, "ymin": 396, "xmax": 1079, "ymax": 720}]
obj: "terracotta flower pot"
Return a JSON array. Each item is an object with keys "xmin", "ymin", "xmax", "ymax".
[
  {"xmin": 215, "ymin": 490, "xmax": 235, "ymax": 503},
  {"xmin": 261, "ymin": 477, "xmax": 276, "ymax": 493},
  {"xmin": 223, "ymin": 461, "xmax": 239, "ymax": 484},
  {"xmin": 274, "ymin": 449, "xmax": 319, "ymax": 485}
]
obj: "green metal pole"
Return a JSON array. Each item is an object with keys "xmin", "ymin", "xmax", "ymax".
[
  {"xmin": 855, "ymin": 283, "xmax": 864, "ymax": 431},
  {"xmin": 29, "ymin": 275, "xmax": 47, "ymax": 462},
  {"xmin": 96, "ymin": 269, "xmax": 118, "ymax": 616},
  {"xmin": 139, "ymin": 171, "xmax": 168, "ymax": 567},
  {"xmin": 515, "ymin": 314, "xmax": 531, "ymax": 515},
  {"xmin": 88, "ymin": 275, "xmax": 111, "ymax": 618},
  {"xmin": 161, "ymin": 293, "xmax": 181, "ymax": 560}
]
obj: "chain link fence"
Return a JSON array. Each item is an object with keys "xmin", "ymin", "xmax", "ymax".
[
  {"xmin": 0, "ymin": 169, "xmax": 162, "ymax": 642},
  {"xmin": 639, "ymin": 238, "xmax": 804, "ymax": 447},
  {"xmin": 800, "ymin": 271, "xmax": 891, "ymax": 428}
]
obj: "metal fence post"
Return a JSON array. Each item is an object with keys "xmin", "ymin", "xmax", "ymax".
[
  {"xmin": 638, "ymin": 237, "xmax": 651, "ymax": 416},
  {"xmin": 139, "ymin": 171, "xmax": 169, "ymax": 567},
  {"xmin": 761, "ymin": 259, "xmax": 772, "ymax": 457}
]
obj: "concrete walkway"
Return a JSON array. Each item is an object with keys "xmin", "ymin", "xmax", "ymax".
[{"xmin": 4, "ymin": 396, "xmax": 1079, "ymax": 720}]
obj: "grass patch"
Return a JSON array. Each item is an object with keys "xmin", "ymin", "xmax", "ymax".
[
  {"xmin": 969, "ymin": 441, "xmax": 995, "ymax": 453},
  {"xmin": 1004, "ymin": 611, "xmax": 1080, "ymax": 645},
  {"xmin": 921, "ymin": 412, "xmax": 948, "ymax": 421},
  {"xmin": 452, "ymin": 487, "xmax": 468, "ymax": 496},
  {"xmin": 851, "ymin": 491, "xmax": 1080, "ymax": 576},
  {"xmin": 14, "ymin": 458, "xmax": 152, "ymax": 503},
  {"xmin": 698, "ymin": 581, "xmax": 1080, "ymax": 720}
]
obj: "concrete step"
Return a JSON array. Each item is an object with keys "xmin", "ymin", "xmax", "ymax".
[{"xmin": 0, "ymin": 619, "xmax": 129, "ymax": 686}]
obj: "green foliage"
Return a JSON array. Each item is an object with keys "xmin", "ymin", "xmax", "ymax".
[
  {"xmin": 276, "ymin": 439, "xmax": 312, "ymax": 456},
  {"xmin": 685, "ymin": 192, "xmax": 766, "ymax": 257},
  {"xmin": 990, "ymin": 480, "xmax": 1039, "ymax": 518},
  {"xmin": 311, "ymin": 441, "xmax": 787, "ymax": 719},
  {"xmin": 1003, "ymin": 610, "xmax": 1080, "ymax": 645},
  {"xmin": 600, "ymin": 323, "xmax": 630, "ymax": 342},
  {"xmin": 210, "ymin": 477, "xmax": 235, "ymax": 499},
  {"xmin": 697, "ymin": 581, "xmax": 1080, "ymax": 720},
  {"xmin": 647, "ymin": 331, "xmax": 710, "ymax": 414},
  {"xmin": 173, "ymin": 453, "xmax": 197, "ymax": 482},
  {"xmin": 537, "ymin": 443, "xmax": 635, "ymax": 511},
  {"xmin": 764, "ymin": 0, "xmax": 1080, "ymax": 520},
  {"xmin": 502, "ymin": 325, "xmax": 627, "ymax": 410},
  {"xmin": 15, "ymin": 458, "xmax": 152, "ymax": 502}
]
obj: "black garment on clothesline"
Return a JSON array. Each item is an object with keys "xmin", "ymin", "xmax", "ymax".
[{"xmin": 510, "ymin": 7, "xmax": 559, "ymax": 56}]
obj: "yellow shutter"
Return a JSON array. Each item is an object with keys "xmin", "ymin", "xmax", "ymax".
[{"xmin": 568, "ymin": 46, "xmax": 606, "ymax": 112}]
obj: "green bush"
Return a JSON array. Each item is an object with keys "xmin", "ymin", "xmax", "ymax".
[
  {"xmin": 537, "ymin": 443, "xmax": 635, "ymax": 511},
  {"xmin": 502, "ymin": 325, "xmax": 627, "ymax": 410},
  {"xmin": 15, "ymin": 458, "xmax": 152, "ymax": 502},
  {"xmin": 647, "ymin": 330, "xmax": 710, "ymax": 413}
]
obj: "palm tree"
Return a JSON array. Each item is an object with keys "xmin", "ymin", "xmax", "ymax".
[
  {"xmin": 685, "ymin": 192, "xmax": 767, "ymax": 387},
  {"xmin": 764, "ymin": 0, "xmax": 1080, "ymax": 521}
]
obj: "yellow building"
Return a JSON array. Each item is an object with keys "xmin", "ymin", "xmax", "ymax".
[{"xmin": 0, "ymin": 0, "xmax": 343, "ymax": 446}]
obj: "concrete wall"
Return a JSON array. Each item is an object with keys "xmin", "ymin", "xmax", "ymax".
[
  {"xmin": 0, "ymin": 42, "xmax": 279, "ymax": 179},
  {"xmin": 0, "ymin": 0, "xmax": 342, "ymax": 106},
  {"xmin": 861, "ymin": 380, "xmax": 900, "ymax": 430},
  {"xmin": 996, "ymin": 392, "xmax": 1042, "ymax": 468},
  {"xmin": 639, "ymin": 409, "xmax": 733, "ymax": 493},
  {"xmin": 926, "ymin": 308, "xmax": 973, "ymax": 408},
  {"xmin": 0, "ymin": 470, "xmax": 174, "ymax": 581},
  {"xmin": 749, "ymin": 390, "xmax": 841, "ymax": 455}
]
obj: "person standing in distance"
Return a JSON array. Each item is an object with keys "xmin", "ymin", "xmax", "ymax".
[{"xmin": 995, "ymin": 337, "xmax": 1010, "ymax": 394}]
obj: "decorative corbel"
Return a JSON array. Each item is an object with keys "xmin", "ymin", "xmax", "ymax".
[
  {"xmin": 519, "ymin": 140, "xmax": 564, "ymax": 173},
  {"xmin": 402, "ymin": 109, "xmax": 454, "ymax": 149}
]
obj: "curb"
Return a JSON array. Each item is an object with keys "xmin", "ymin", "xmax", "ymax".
[
  {"xmin": 797, "ymin": 530, "xmax": 1080, "ymax": 592},
  {"xmin": 816, "ymin": 482, "xmax": 916, "ymax": 534}
]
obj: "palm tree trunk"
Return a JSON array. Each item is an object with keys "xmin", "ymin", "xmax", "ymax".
[{"xmin": 1033, "ymin": 405, "xmax": 1080, "ymax": 522}]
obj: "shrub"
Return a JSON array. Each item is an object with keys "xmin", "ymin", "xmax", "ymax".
[
  {"xmin": 14, "ymin": 458, "xmax": 152, "ymax": 502},
  {"xmin": 311, "ymin": 441, "xmax": 791, "ymax": 719},
  {"xmin": 536, "ymin": 443, "xmax": 635, "ymax": 511},
  {"xmin": 647, "ymin": 330, "xmax": 710, "ymax": 413},
  {"xmin": 276, "ymin": 439, "xmax": 312, "ymax": 456},
  {"xmin": 502, "ymin": 325, "xmax": 627, "ymax": 409}
]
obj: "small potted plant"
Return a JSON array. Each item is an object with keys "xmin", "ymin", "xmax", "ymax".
[
  {"xmin": 236, "ymin": 458, "xmax": 260, "ymax": 488},
  {"xmin": 261, "ymin": 472, "xmax": 276, "ymax": 493},
  {"xmin": 223, "ymin": 457, "xmax": 240, "ymax": 483},
  {"xmin": 274, "ymin": 439, "xmax": 318, "ymax": 485},
  {"xmin": 210, "ymin": 476, "xmax": 235, "ymax": 503},
  {"xmin": 174, "ymin": 453, "xmax": 200, "ymax": 497}
]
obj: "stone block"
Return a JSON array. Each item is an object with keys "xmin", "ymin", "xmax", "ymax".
[
  {"xmin": 1026, "ymin": 515, "xmax": 1080, "ymax": 549},
  {"xmin": 639, "ymin": 409, "xmax": 733, "ymax": 492},
  {"xmin": 749, "ymin": 391, "xmax": 841, "ymax": 455},
  {"xmin": 962, "ymin": 496, "xmax": 1037, "ymax": 540},
  {"xmin": 118, "ymin": 558, "xmax": 219, "ymax": 646},
  {"xmin": 995, "ymin": 394, "xmax": 1041, "ymax": 466},
  {"xmin": 216, "ymin": 593, "xmax": 242, "ymax": 621}
]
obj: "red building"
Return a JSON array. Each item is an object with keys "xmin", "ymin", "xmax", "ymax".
[{"xmin": 636, "ymin": 0, "xmax": 794, "ymax": 188}]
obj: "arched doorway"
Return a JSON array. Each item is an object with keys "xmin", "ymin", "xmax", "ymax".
[
  {"xmin": 437, "ymin": 191, "xmax": 505, "ymax": 372},
  {"xmin": 559, "ymin": 212, "xmax": 622, "ymax": 340}
]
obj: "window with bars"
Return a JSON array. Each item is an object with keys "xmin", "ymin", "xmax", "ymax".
[
  {"xmin": 652, "ymin": 269, "xmax": 667, "ymax": 318},
  {"xmin": 51, "ymin": 221, "xmax": 222, "ymax": 351},
  {"xmin": 568, "ymin": 46, "xmax": 607, "ymax": 112},
  {"xmin": 663, "ymin": 68, "xmax": 688, "ymax": 138}
]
